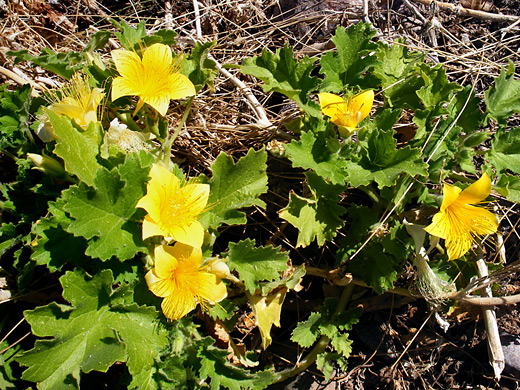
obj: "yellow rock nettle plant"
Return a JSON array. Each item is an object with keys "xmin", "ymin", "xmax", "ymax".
[
  {"xmin": 145, "ymin": 244, "xmax": 228, "ymax": 320},
  {"xmin": 424, "ymin": 173, "xmax": 499, "ymax": 260},
  {"xmin": 111, "ymin": 42, "xmax": 196, "ymax": 116},
  {"xmin": 136, "ymin": 163, "xmax": 210, "ymax": 249},
  {"xmin": 318, "ymin": 90, "xmax": 374, "ymax": 137}
]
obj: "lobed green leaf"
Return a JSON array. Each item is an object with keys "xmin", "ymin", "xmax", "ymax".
[
  {"xmin": 485, "ymin": 63, "xmax": 520, "ymax": 125},
  {"xmin": 279, "ymin": 172, "xmax": 346, "ymax": 247},
  {"xmin": 241, "ymin": 45, "xmax": 321, "ymax": 117},
  {"xmin": 320, "ymin": 23, "xmax": 379, "ymax": 92},
  {"xmin": 285, "ymin": 131, "xmax": 348, "ymax": 185},
  {"xmin": 200, "ymin": 148, "xmax": 268, "ymax": 230},
  {"xmin": 62, "ymin": 152, "xmax": 153, "ymax": 261},
  {"xmin": 17, "ymin": 269, "xmax": 168, "ymax": 390},
  {"xmin": 227, "ymin": 239, "xmax": 289, "ymax": 294}
]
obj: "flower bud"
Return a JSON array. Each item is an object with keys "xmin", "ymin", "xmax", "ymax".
[
  {"xmin": 27, "ymin": 153, "xmax": 66, "ymax": 178},
  {"xmin": 205, "ymin": 257, "xmax": 230, "ymax": 280}
]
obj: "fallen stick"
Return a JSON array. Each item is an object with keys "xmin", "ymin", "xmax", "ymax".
[
  {"xmin": 475, "ymin": 257, "xmax": 505, "ymax": 380},
  {"xmin": 411, "ymin": 0, "xmax": 519, "ymax": 22},
  {"xmin": 0, "ymin": 66, "xmax": 41, "ymax": 97}
]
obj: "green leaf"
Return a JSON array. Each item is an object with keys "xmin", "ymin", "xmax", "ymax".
[
  {"xmin": 183, "ymin": 41, "xmax": 218, "ymax": 92},
  {"xmin": 0, "ymin": 83, "xmax": 35, "ymax": 155},
  {"xmin": 485, "ymin": 63, "xmax": 520, "ymax": 125},
  {"xmin": 142, "ymin": 29, "xmax": 178, "ymax": 47},
  {"xmin": 200, "ymin": 148, "xmax": 268, "ymax": 230},
  {"xmin": 241, "ymin": 45, "xmax": 321, "ymax": 117},
  {"xmin": 198, "ymin": 342, "xmax": 275, "ymax": 390},
  {"xmin": 227, "ymin": 239, "xmax": 289, "ymax": 294},
  {"xmin": 31, "ymin": 199, "xmax": 89, "ymax": 272},
  {"xmin": 290, "ymin": 312, "xmax": 322, "ymax": 348},
  {"xmin": 335, "ymin": 204, "xmax": 379, "ymax": 261},
  {"xmin": 346, "ymin": 128, "xmax": 427, "ymax": 189},
  {"xmin": 112, "ymin": 20, "xmax": 148, "ymax": 51},
  {"xmin": 316, "ymin": 352, "xmax": 338, "ymax": 381},
  {"xmin": 17, "ymin": 269, "xmax": 168, "ymax": 390},
  {"xmin": 416, "ymin": 63, "xmax": 462, "ymax": 109},
  {"xmin": 486, "ymin": 128, "xmax": 520, "ymax": 175},
  {"xmin": 320, "ymin": 23, "xmax": 379, "ymax": 92},
  {"xmin": 494, "ymin": 174, "xmax": 520, "ymax": 202},
  {"xmin": 279, "ymin": 171, "xmax": 346, "ymax": 247},
  {"xmin": 446, "ymin": 85, "xmax": 482, "ymax": 133},
  {"xmin": 373, "ymin": 40, "xmax": 424, "ymax": 109},
  {"xmin": 62, "ymin": 152, "xmax": 153, "ymax": 261},
  {"xmin": 330, "ymin": 333, "xmax": 353, "ymax": 359},
  {"xmin": 7, "ymin": 48, "xmax": 84, "ymax": 79},
  {"xmin": 83, "ymin": 31, "xmax": 112, "ymax": 54},
  {"xmin": 285, "ymin": 131, "xmax": 348, "ymax": 185},
  {"xmin": 50, "ymin": 111, "xmax": 103, "ymax": 187},
  {"xmin": 0, "ymin": 341, "xmax": 18, "ymax": 390},
  {"xmin": 347, "ymin": 242, "xmax": 400, "ymax": 294}
]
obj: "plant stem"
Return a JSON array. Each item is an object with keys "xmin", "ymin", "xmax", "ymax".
[
  {"xmin": 272, "ymin": 283, "xmax": 355, "ymax": 384},
  {"xmin": 358, "ymin": 185, "xmax": 381, "ymax": 207},
  {"xmin": 115, "ymin": 112, "xmax": 143, "ymax": 133},
  {"xmin": 162, "ymin": 96, "xmax": 194, "ymax": 165}
]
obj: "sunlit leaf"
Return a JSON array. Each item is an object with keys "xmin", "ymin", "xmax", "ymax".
[
  {"xmin": 200, "ymin": 148, "xmax": 267, "ymax": 230},
  {"xmin": 227, "ymin": 239, "xmax": 288, "ymax": 294},
  {"xmin": 241, "ymin": 45, "xmax": 321, "ymax": 117},
  {"xmin": 320, "ymin": 23, "xmax": 379, "ymax": 92},
  {"xmin": 17, "ymin": 269, "xmax": 168, "ymax": 390}
]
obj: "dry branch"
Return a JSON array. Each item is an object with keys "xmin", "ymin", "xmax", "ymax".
[
  {"xmin": 475, "ymin": 257, "xmax": 505, "ymax": 380},
  {"xmin": 411, "ymin": 0, "xmax": 520, "ymax": 22}
]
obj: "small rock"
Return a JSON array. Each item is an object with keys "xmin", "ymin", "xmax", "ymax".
[{"xmin": 501, "ymin": 332, "xmax": 520, "ymax": 378}]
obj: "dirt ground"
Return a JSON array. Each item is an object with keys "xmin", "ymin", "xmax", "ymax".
[{"xmin": 2, "ymin": 0, "xmax": 520, "ymax": 389}]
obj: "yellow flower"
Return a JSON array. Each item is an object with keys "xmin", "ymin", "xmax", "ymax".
[
  {"xmin": 111, "ymin": 43, "xmax": 196, "ymax": 116},
  {"xmin": 318, "ymin": 90, "xmax": 374, "ymax": 137},
  {"xmin": 145, "ymin": 243, "xmax": 228, "ymax": 320},
  {"xmin": 424, "ymin": 173, "xmax": 498, "ymax": 260},
  {"xmin": 50, "ymin": 73, "xmax": 104, "ymax": 128},
  {"xmin": 136, "ymin": 164, "xmax": 209, "ymax": 248}
]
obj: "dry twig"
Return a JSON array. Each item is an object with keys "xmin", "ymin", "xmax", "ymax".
[
  {"xmin": 411, "ymin": 0, "xmax": 520, "ymax": 22},
  {"xmin": 475, "ymin": 256, "xmax": 505, "ymax": 380}
]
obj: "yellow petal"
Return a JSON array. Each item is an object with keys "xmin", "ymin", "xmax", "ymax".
[
  {"xmin": 142, "ymin": 43, "xmax": 173, "ymax": 69},
  {"xmin": 146, "ymin": 272, "xmax": 174, "ymax": 298},
  {"xmin": 140, "ymin": 95, "xmax": 171, "ymax": 117},
  {"xmin": 169, "ymin": 220, "xmax": 205, "ymax": 248},
  {"xmin": 198, "ymin": 273, "xmax": 228, "ymax": 304},
  {"xmin": 457, "ymin": 173, "xmax": 492, "ymax": 205},
  {"xmin": 153, "ymin": 245, "xmax": 179, "ymax": 279},
  {"xmin": 112, "ymin": 76, "xmax": 141, "ymax": 102},
  {"xmin": 161, "ymin": 290, "xmax": 197, "ymax": 320},
  {"xmin": 318, "ymin": 92, "xmax": 347, "ymax": 120},
  {"xmin": 50, "ymin": 103, "xmax": 85, "ymax": 124},
  {"xmin": 248, "ymin": 288, "xmax": 286, "ymax": 349},
  {"xmin": 168, "ymin": 73, "xmax": 196, "ymax": 100},
  {"xmin": 424, "ymin": 210, "xmax": 450, "ymax": 240},
  {"xmin": 150, "ymin": 163, "xmax": 176, "ymax": 183},
  {"xmin": 141, "ymin": 215, "xmax": 168, "ymax": 240},
  {"xmin": 111, "ymin": 49, "xmax": 142, "ymax": 80},
  {"xmin": 444, "ymin": 231, "xmax": 473, "ymax": 261},
  {"xmin": 349, "ymin": 90, "xmax": 374, "ymax": 125},
  {"xmin": 440, "ymin": 183, "xmax": 462, "ymax": 212},
  {"xmin": 179, "ymin": 183, "xmax": 210, "ymax": 214}
]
